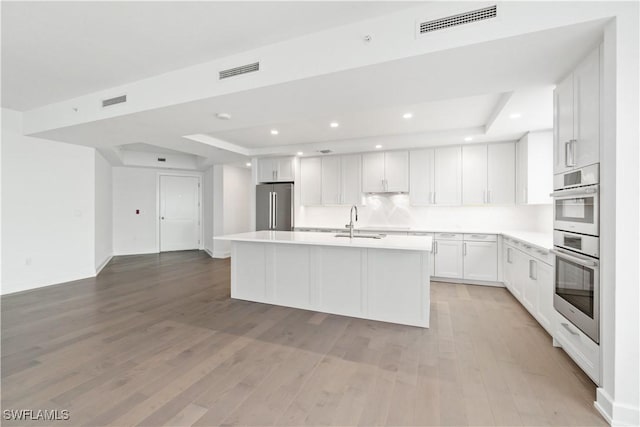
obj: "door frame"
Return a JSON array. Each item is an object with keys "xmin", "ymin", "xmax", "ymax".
[{"xmin": 156, "ymin": 172, "xmax": 203, "ymax": 253}]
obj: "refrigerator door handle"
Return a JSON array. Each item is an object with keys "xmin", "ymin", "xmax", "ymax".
[
  {"xmin": 268, "ymin": 192, "xmax": 273, "ymax": 229},
  {"xmin": 273, "ymin": 192, "xmax": 278, "ymax": 228}
]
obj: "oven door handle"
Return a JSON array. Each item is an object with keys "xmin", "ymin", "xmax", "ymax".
[
  {"xmin": 550, "ymin": 186, "xmax": 598, "ymax": 198},
  {"xmin": 551, "ymin": 249, "xmax": 599, "ymax": 267}
]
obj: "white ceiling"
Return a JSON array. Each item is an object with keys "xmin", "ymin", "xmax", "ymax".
[
  {"xmin": 1, "ymin": 1, "xmax": 419, "ymax": 111},
  {"xmin": 211, "ymin": 93, "xmax": 504, "ymax": 148},
  {"xmin": 119, "ymin": 142, "xmax": 191, "ymax": 156},
  {"xmin": 31, "ymin": 17, "xmax": 604, "ymax": 167}
]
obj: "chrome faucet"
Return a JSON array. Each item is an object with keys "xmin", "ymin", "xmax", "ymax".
[{"xmin": 346, "ymin": 205, "xmax": 358, "ymax": 238}]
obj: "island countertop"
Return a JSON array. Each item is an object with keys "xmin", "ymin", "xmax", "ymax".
[{"xmin": 216, "ymin": 230, "xmax": 433, "ymax": 252}]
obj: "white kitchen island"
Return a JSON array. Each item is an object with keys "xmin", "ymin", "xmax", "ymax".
[{"xmin": 215, "ymin": 230, "xmax": 433, "ymax": 327}]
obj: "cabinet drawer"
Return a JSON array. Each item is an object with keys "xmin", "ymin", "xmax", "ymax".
[
  {"xmin": 519, "ymin": 242, "xmax": 553, "ymax": 265},
  {"xmin": 464, "ymin": 233, "xmax": 497, "ymax": 242},
  {"xmin": 435, "ymin": 232, "xmax": 463, "ymax": 241},
  {"xmin": 555, "ymin": 318, "xmax": 600, "ymax": 384}
]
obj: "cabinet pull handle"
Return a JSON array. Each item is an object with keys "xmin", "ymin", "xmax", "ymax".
[
  {"xmin": 434, "ymin": 241, "xmax": 438, "ymax": 254},
  {"xmin": 507, "ymin": 248, "xmax": 512, "ymax": 264},
  {"xmin": 433, "ymin": 191, "xmax": 436, "ymax": 204},
  {"xmin": 529, "ymin": 259, "xmax": 537, "ymax": 280},
  {"xmin": 487, "ymin": 190, "xmax": 491, "ymax": 203},
  {"xmin": 562, "ymin": 323, "xmax": 579, "ymax": 336},
  {"xmin": 463, "ymin": 242, "xmax": 467, "ymax": 256}
]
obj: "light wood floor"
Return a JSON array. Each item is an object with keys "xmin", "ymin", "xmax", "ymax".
[{"xmin": 1, "ymin": 251, "xmax": 606, "ymax": 426}]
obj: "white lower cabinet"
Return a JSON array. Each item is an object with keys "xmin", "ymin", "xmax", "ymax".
[
  {"xmin": 463, "ymin": 240, "xmax": 498, "ymax": 281},
  {"xmin": 433, "ymin": 233, "xmax": 497, "ymax": 282},
  {"xmin": 434, "ymin": 239, "xmax": 464, "ymax": 279},
  {"xmin": 535, "ymin": 261, "xmax": 554, "ymax": 333},
  {"xmin": 554, "ymin": 318, "xmax": 600, "ymax": 383},
  {"xmin": 503, "ymin": 240, "xmax": 555, "ymax": 336}
]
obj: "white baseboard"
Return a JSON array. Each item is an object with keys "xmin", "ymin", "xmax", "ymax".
[
  {"xmin": 431, "ymin": 277, "xmax": 505, "ymax": 287},
  {"xmin": 212, "ymin": 251, "xmax": 230, "ymax": 259},
  {"xmin": 596, "ymin": 387, "xmax": 640, "ymax": 426},
  {"xmin": 95, "ymin": 255, "xmax": 113, "ymax": 275}
]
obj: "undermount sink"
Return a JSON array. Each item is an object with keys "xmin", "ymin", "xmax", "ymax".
[{"xmin": 334, "ymin": 233, "xmax": 385, "ymax": 239}]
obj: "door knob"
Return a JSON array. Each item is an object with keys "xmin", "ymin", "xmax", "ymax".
[{"xmin": 161, "ymin": 216, "xmax": 165, "ymax": 220}]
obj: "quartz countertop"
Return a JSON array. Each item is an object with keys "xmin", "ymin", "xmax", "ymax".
[
  {"xmin": 216, "ymin": 230, "xmax": 433, "ymax": 252},
  {"xmin": 294, "ymin": 226, "xmax": 553, "ymax": 250}
]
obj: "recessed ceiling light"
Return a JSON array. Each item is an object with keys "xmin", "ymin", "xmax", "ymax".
[
  {"xmin": 329, "ymin": 122, "xmax": 339, "ymax": 128},
  {"xmin": 270, "ymin": 129, "xmax": 279, "ymax": 135},
  {"xmin": 375, "ymin": 144, "xmax": 383, "ymax": 149},
  {"xmin": 403, "ymin": 112, "xmax": 413, "ymax": 119},
  {"xmin": 215, "ymin": 112, "xmax": 231, "ymax": 120},
  {"xmin": 509, "ymin": 113, "xmax": 522, "ymax": 119},
  {"xmin": 464, "ymin": 136, "xmax": 473, "ymax": 142},
  {"xmin": 245, "ymin": 162, "xmax": 252, "ymax": 167},
  {"xmin": 297, "ymin": 151, "xmax": 303, "ymax": 156}
]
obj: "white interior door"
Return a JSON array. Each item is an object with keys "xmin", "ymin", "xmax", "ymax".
[{"xmin": 160, "ymin": 175, "xmax": 200, "ymax": 252}]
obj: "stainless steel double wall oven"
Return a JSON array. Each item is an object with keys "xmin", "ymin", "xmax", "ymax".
[{"xmin": 551, "ymin": 164, "xmax": 600, "ymax": 343}]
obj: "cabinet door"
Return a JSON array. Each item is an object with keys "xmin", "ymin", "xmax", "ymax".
[
  {"xmin": 535, "ymin": 261, "xmax": 554, "ymax": 334},
  {"xmin": 463, "ymin": 241, "xmax": 498, "ymax": 281},
  {"xmin": 487, "ymin": 142, "xmax": 515, "ymax": 204},
  {"xmin": 503, "ymin": 245, "xmax": 515, "ymax": 294},
  {"xmin": 434, "ymin": 146, "xmax": 462, "ymax": 205},
  {"xmin": 384, "ymin": 151, "xmax": 409, "ymax": 192},
  {"xmin": 554, "ymin": 74, "xmax": 574, "ymax": 174},
  {"xmin": 362, "ymin": 152, "xmax": 385, "ymax": 193},
  {"xmin": 300, "ymin": 157, "xmax": 321, "ymax": 206},
  {"xmin": 522, "ymin": 257, "xmax": 538, "ymax": 313},
  {"xmin": 409, "ymin": 149, "xmax": 435, "ymax": 205},
  {"xmin": 341, "ymin": 154, "xmax": 362, "ymax": 205},
  {"xmin": 434, "ymin": 240, "xmax": 463, "ymax": 279},
  {"xmin": 511, "ymin": 247, "xmax": 525, "ymax": 301},
  {"xmin": 573, "ymin": 45, "xmax": 600, "ymax": 169},
  {"xmin": 321, "ymin": 156, "xmax": 341, "ymax": 205},
  {"xmin": 462, "ymin": 144, "xmax": 488, "ymax": 205},
  {"xmin": 276, "ymin": 157, "xmax": 294, "ymax": 181},
  {"xmin": 258, "ymin": 158, "xmax": 275, "ymax": 183}
]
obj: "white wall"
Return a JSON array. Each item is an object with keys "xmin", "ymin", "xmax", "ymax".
[
  {"xmin": 212, "ymin": 165, "xmax": 252, "ymax": 257},
  {"xmin": 1, "ymin": 108, "xmax": 95, "ymax": 294},
  {"xmin": 298, "ymin": 198, "xmax": 552, "ymax": 233},
  {"xmin": 112, "ymin": 167, "xmax": 203, "ymax": 255},
  {"xmin": 202, "ymin": 166, "xmax": 214, "ymax": 255},
  {"xmin": 112, "ymin": 167, "xmax": 159, "ymax": 255},
  {"xmin": 94, "ymin": 151, "xmax": 113, "ymax": 271}
]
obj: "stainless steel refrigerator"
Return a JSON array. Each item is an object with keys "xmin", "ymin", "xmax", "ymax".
[{"xmin": 256, "ymin": 183, "xmax": 294, "ymax": 231}]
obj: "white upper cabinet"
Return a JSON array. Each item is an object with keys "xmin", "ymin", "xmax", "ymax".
[
  {"xmin": 517, "ymin": 131, "xmax": 553, "ymax": 205},
  {"xmin": 362, "ymin": 152, "xmax": 385, "ymax": 193},
  {"xmin": 409, "ymin": 149, "xmax": 435, "ymax": 205},
  {"xmin": 487, "ymin": 142, "xmax": 516, "ymax": 204},
  {"xmin": 321, "ymin": 156, "xmax": 341, "ymax": 205},
  {"xmin": 258, "ymin": 157, "xmax": 295, "ymax": 183},
  {"xmin": 340, "ymin": 154, "xmax": 362, "ymax": 205},
  {"xmin": 300, "ymin": 155, "xmax": 362, "ymax": 206},
  {"xmin": 300, "ymin": 157, "xmax": 322, "ymax": 206},
  {"xmin": 384, "ymin": 151, "xmax": 409, "ymax": 192},
  {"xmin": 362, "ymin": 151, "xmax": 409, "ymax": 193},
  {"xmin": 462, "ymin": 144, "xmax": 488, "ymax": 204},
  {"xmin": 573, "ymin": 46, "xmax": 600, "ymax": 168},
  {"xmin": 434, "ymin": 146, "xmax": 462, "ymax": 205},
  {"xmin": 554, "ymin": 44, "xmax": 600, "ymax": 174}
]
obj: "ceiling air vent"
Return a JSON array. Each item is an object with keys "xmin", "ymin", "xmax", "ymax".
[
  {"xmin": 219, "ymin": 62, "xmax": 260, "ymax": 79},
  {"xmin": 317, "ymin": 149, "xmax": 333, "ymax": 154},
  {"xmin": 102, "ymin": 94, "xmax": 127, "ymax": 108},
  {"xmin": 157, "ymin": 157, "xmax": 166, "ymax": 162},
  {"xmin": 419, "ymin": 5, "xmax": 497, "ymax": 34}
]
